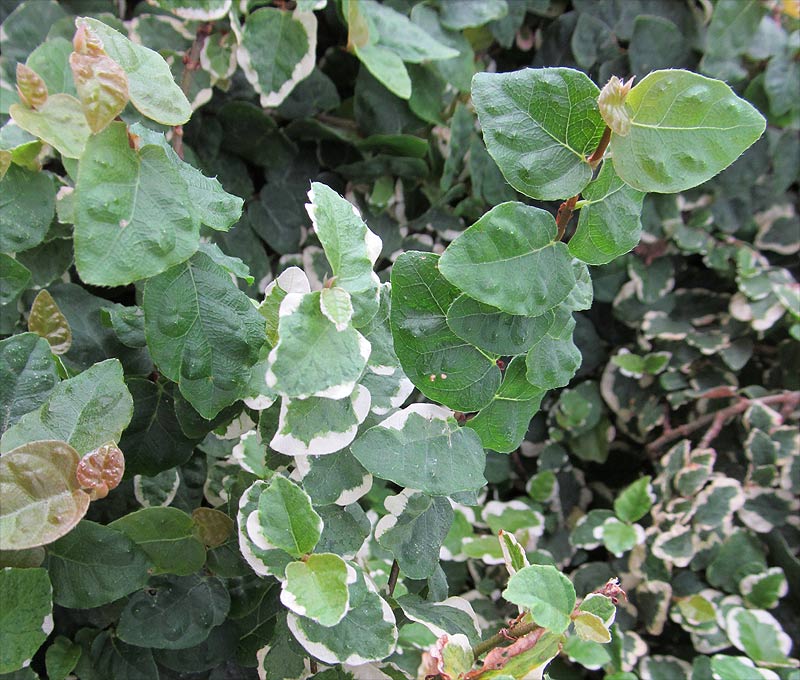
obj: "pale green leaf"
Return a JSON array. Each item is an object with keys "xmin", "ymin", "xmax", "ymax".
[
  {"xmin": 438, "ymin": 0, "xmax": 508, "ymax": 29},
  {"xmin": 472, "ymin": 68, "xmax": 605, "ymax": 200},
  {"xmin": 439, "ymin": 202, "xmax": 576, "ymax": 316},
  {"xmin": 307, "ymin": 182, "xmax": 382, "ymax": 326},
  {"xmin": 237, "ymin": 480, "xmax": 294, "ymax": 579},
  {"xmin": 569, "ymin": 159, "xmax": 645, "ymax": 265},
  {"xmin": 610, "ymin": 70, "xmax": 766, "ymax": 193},
  {"xmin": 266, "ymin": 291, "xmax": 371, "ymax": 400},
  {"xmin": 142, "ymin": 251, "xmax": 266, "ymax": 419},
  {"xmin": 0, "ymin": 441, "xmax": 89, "ymax": 551},
  {"xmin": 79, "ymin": 17, "xmax": 192, "ymax": 125},
  {"xmin": 573, "ymin": 612, "xmax": 611, "ymax": 643},
  {"xmin": 281, "ymin": 553, "xmax": 355, "ymax": 627},
  {"xmin": 502, "ymin": 564, "xmax": 576, "ymax": 634},
  {"xmin": 46, "ymin": 519, "xmax": 152, "ymax": 608},
  {"xmin": 147, "ymin": 0, "xmax": 232, "ymax": 20},
  {"xmin": 0, "ymin": 254, "xmax": 31, "ymax": 307},
  {"xmin": 256, "ymin": 475, "xmax": 321, "ymax": 558},
  {"xmin": 1, "ymin": 359, "xmax": 133, "ymax": 455},
  {"xmin": 353, "ymin": 43, "xmax": 412, "ymax": 100},
  {"xmin": 0, "ymin": 567, "xmax": 52, "ymax": 674},
  {"xmin": 375, "ymin": 490, "xmax": 454, "ymax": 579},
  {"xmin": 390, "ymin": 251, "xmax": 500, "ymax": 412},
  {"xmin": 724, "ymin": 607, "xmax": 793, "ymax": 667},
  {"xmin": 236, "ymin": 8, "xmax": 317, "ymax": 108},
  {"xmin": 397, "ymin": 595, "xmax": 481, "ymax": 645},
  {"xmin": 0, "ymin": 333, "xmax": 58, "ymax": 434},
  {"xmin": 10, "ymin": 94, "xmax": 91, "ymax": 159},
  {"xmin": 351, "ymin": 403, "xmax": 486, "ymax": 496},
  {"xmin": 117, "ymin": 573, "xmax": 230, "ymax": 649},
  {"xmin": 286, "ymin": 567, "xmax": 397, "ymax": 665}
]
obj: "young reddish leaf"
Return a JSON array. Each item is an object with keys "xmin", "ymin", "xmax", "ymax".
[
  {"xmin": 598, "ymin": 75, "xmax": 634, "ymax": 136},
  {"xmin": 16, "ymin": 63, "xmax": 48, "ymax": 109},
  {"xmin": 76, "ymin": 442, "xmax": 125, "ymax": 501},
  {"xmin": 70, "ymin": 26, "xmax": 129, "ymax": 134},
  {"xmin": 27, "ymin": 289, "xmax": 72, "ymax": 355},
  {"xmin": 191, "ymin": 507, "xmax": 234, "ymax": 548}
]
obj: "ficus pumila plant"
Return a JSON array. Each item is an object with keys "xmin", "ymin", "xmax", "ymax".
[{"xmin": 0, "ymin": 2, "xmax": 782, "ymax": 679}]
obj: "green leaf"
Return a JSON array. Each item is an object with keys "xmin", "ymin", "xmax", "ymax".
[
  {"xmin": 573, "ymin": 612, "xmax": 611, "ymax": 643},
  {"xmin": 446, "ymin": 294, "xmax": 554, "ymax": 357},
  {"xmin": 397, "ymin": 594, "xmax": 481, "ymax": 645},
  {"xmin": 502, "ymin": 564, "xmax": 576, "ymax": 634},
  {"xmin": 375, "ymin": 490, "xmax": 454, "ymax": 579},
  {"xmin": 525, "ymin": 309, "xmax": 581, "ymax": 390},
  {"xmin": 568, "ymin": 159, "xmax": 645, "ymax": 265},
  {"xmin": 74, "ymin": 122, "xmax": 199, "ymax": 286},
  {"xmin": 472, "ymin": 68, "xmax": 605, "ymax": 200},
  {"xmin": 358, "ymin": 1, "xmax": 459, "ymax": 63},
  {"xmin": 710, "ymin": 655, "xmax": 780, "ymax": 680},
  {"xmin": 25, "ymin": 38, "xmax": 76, "ymax": 97},
  {"xmin": 10, "ymin": 94, "xmax": 91, "ymax": 159},
  {"xmin": 0, "ymin": 333, "xmax": 58, "ymax": 434},
  {"xmin": 0, "ymin": 164, "xmax": 55, "ymax": 253},
  {"xmin": 270, "ymin": 386, "xmax": 371, "ymax": 457},
  {"xmin": 1, "ymin": 359, "xmax": 133, "ymax": 455},
  {"xmin": 0, "ymin": 441, "xmax": 89, "ymax": 551},
  {"xmin": 46, "ymin": 519, "xmax": 152, "ymax": 608},
  {"xmin": 438, "ymin": 0, "xmax": 508, "ymax": 29},
  {"xmin": 613, "ymin": 476, "xmax": 654, "ymax": 523},
  {"xmin": 79, "ymin": 17, "xmax": 191, "ymax": 125},
  {"xmin": 439, "ymin": 202, "xmax": 576, "ymax": 316},
  {"xmin": 351, "ymin": 403, "xmax": 487, "ymax": 496},
  {"xmin": 353, "ymin": 43, "xmax": 412, "ymax": 100},
  {"xmin": 281, "ymin": 554, "xmax": 356, "ymax": 627},
  {"xmin": 143, "ymin": 251, "xmax": 266, "ymax": 419},
  {"xmin": 0, "ymin": 567, "xmax": 52, "ymax": 674},
  {"xmin": 256, "ymin": 475, "xmax": 322, "ymax": 558},
  {"xmin": 0, "ymin": 255, "xmax": 31, "ymax": 308},
  {"xmin": 286, "ymin": 567, "xmax": 397, "ymax": 665},
  {"xmin": 148, "ymin": 0, "xmax": 232, "ymax": 20},
  {"xmin": 118, "ymin": 378, "xmax": 196, "ymax": 477},
  {"xmin": 44, "ymin": 635, "xmax": 81, "ymax": 680},
  {"xmin": 88, "ymin": 629, "xmax": 159, "ymax": 679},
  {"xmin": 600, "ymin": 518, "xmax": 642, "ymax": 557},
  {"xmin": 266, "ymin": 290, "xmax": 370, "ymax": 400},
  {"xmin": 235, "ymin": 8, "xmax": 317, "ymax": 108},
  {"xmin": 480, "ymin": 630, "xmax": 563, "ymax": 679},
  {"xmin": 130, "ymin": 124, "xmax": 243, "ymax": 232},
  {"xmin": 299, "ymin": 448, "xmax": 373, "ymax": 507},
  {"xmin": 117, "ymin": 573, "xmax": 230, "ymax": 649},
  {"xmin": 466, "ymin": 356, "xmax": 545, "ymax": 453},
  {"xmin": 109, "ymin": 507, "xmax": 206, "ymax": 576},
  {"xmin": 27, "ymin": 290, "xmax": 71, "ymax": 355},
  {"xmin": 307, "ymin": 182, "xmax": 382, "ymax": 326},
  {"xmin": 390, "ymin": 251, "xmax": 501, "ymax": 412},
  {"xmin": 610, "ymin": 70, "xmax": 766, "ymax": 193},
  {"xmin": 315, "ymin": 503, "xmax": 371, "ymax": 558}
]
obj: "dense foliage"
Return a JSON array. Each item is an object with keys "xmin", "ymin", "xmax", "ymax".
[{"xmin": 0, "ymin": 1, "xmax": 798, "ymax": 680}]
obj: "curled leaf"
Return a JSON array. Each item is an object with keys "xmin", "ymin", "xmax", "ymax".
[
  {"xmin": 72, "ymin": 21, "xmax": 105, "ymax": 56},
  {"xmin": 69, "ymin": 51, "xmax": 129, "ymax": 133},
  {"xmin": 76, "ymin": 442, "xmax": 125, "ymax": 500},
  {"xmin": 28, "ymin": 289, "xmax": 72, "ymax": 355},
  {"xmin": 16, "ymin": 63, "xmax": 48, "ymax": 109},
  {"xmin": 598, "ymin": 75, "xmax": 634, "ymax": 136}
]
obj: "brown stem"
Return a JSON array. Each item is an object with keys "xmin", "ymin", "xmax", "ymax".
[
  {"xmin": 646, "ymin": 391, "xmax": 800, "ymax": 454},
  {"xmin": 173, "ymin": 22, "xmax": 213, "ymax": 159},
  {"xmin": 587, "ymin": 126, "xmax": 612, "ymax": 168},
  {"xmin": 472, "ymin": 621, "xmax": 541, "ymax": 660},
  {"xmin": 387, "ymin": 560, "xmax": 400, "ymax": 596},
  {"xmin": 309, "ymin": 659, "xmax": 318, "ymax": 674},
  {"xmin": 556, "ymin": 195, "xmax": 579, "ymax": 241}
]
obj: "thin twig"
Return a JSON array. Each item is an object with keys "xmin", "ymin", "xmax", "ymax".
[
  {"xmin": 646, "ymin": 392, "xmax": 800, "ymax": 454},
  {"xmin": 556, "ymin": 195, "xmax": 579, "ymax": 241},
  {"xmin": 587, "ymin": 125, "xmax": 612, "ymax": 168},
  {"xmin": 472, "ymin": 621, "xmax": 540, "ymax": 660},
  {"xmin": 387, "ymin": 560, "xmax": 400, "ymax": 596},
  {"xmin": 173, "ymin": 22, "xmax": 213, "ymax": 159}
]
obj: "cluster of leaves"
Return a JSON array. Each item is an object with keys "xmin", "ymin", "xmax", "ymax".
[{"xmin": 0, "ymin": 1, "xmax": 797, "ymax": 680}]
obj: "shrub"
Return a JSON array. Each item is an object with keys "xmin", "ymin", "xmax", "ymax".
[{"xmin": 0, "ymin": 1, "xmax": 797, "ymax": 679}]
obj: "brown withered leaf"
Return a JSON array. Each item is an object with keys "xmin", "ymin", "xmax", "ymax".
[
  {"xmin": 191, "ymin": 507, "xmax": 234, "ymax": 548},
  {"xmin": 16, "ymin": 63, "xmax": 48, "ymax": 109},
  {"xmin": 76, "ymin": 442, "xmax": 125, "ymax": 501},
  {"xmin": 69, "ymin": 52, "xmax": 129, "ymax": 134},
  {"xmin": 28, "ymin": 289, "xmax": 72, "ymax": 355}
]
